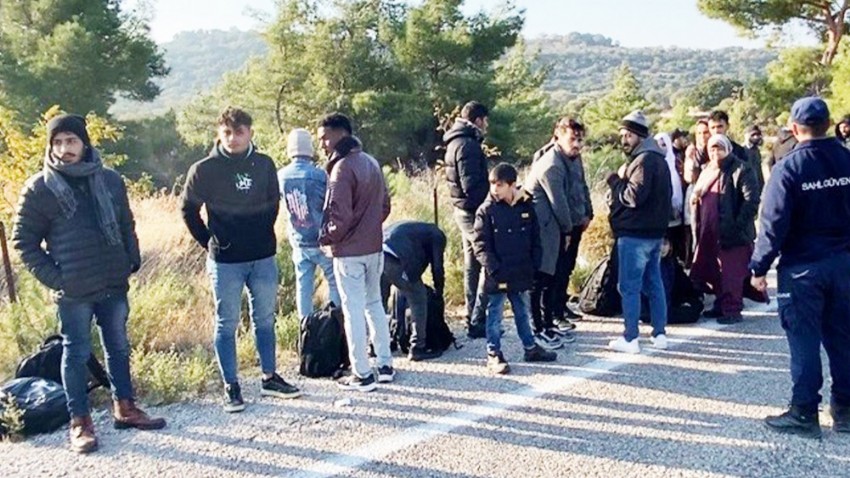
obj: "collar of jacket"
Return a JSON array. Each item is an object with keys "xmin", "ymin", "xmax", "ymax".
[
  {"xmin": 326, "ymin": 136, "xmax": 363, "ymax": 174},
  {"xmin": 719, "ymin": 154, "xmax": 742, "ymax": 174},
  {"xmin": 212, "ymin": 141, "xmax": 255, "ymax": 160},
  {"xmin": 630, "ymin": 136, "xmax": 664, "ymax": 160},
  {"xmin": 553, "ymin": 143, "xmax": 580, "ymax": 162},
  {"xmin": 457, "ymin": 118, "xmax": 484, "ymax": 141}
]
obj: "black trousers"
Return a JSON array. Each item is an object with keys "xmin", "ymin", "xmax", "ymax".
[{"xmin": 531, "ymin": 229, "xmax": 583, "ymax": 333}]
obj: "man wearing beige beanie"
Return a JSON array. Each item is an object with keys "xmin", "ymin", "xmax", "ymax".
[{"xmin": 278, "ymin": 128, "xmax": 341, "ymax": 318}]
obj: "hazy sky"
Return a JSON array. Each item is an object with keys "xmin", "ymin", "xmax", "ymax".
[{"xmin": 128, "ymin": 0, "xmax": 815, "ymax": 49}]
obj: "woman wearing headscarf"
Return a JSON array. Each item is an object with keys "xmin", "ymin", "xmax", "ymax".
[
  {"xmin": 689, "ymin": 134, "xmax": 760, "ymax": 324},
  {"xmin": 654, "ymin": 132, "xmax": 686, "ymax": 265}
]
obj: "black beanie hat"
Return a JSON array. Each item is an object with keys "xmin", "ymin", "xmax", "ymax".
[{"xmin": 47, "ymin": 114, "xmax": 91, "ymax": 147}]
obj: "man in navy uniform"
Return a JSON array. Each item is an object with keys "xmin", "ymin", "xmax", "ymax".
[{"xmin": 750, "ymin": 97, "xmax": 850, "ymax": 439}]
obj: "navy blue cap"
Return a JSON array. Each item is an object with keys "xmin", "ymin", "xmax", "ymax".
[{"xmin": 791, "ymin": 97, "xmax": 830, "ymax": 126}]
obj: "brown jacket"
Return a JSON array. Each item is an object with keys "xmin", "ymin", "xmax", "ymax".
[{"xmin": 319, "ymin": 136, "xmax": 391, "ymax": 257}]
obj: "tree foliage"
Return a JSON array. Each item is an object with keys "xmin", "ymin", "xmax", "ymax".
[
  {"xmin": 697, "ymin": 0, "xmax": 850, "ymax": 65},
  {"xmin": 176, "ymin": 0, "xmax": 543, "ymax": 166},
  {"xmin": 581, "ymin": 65, "xmax": 652, "ymax": 143},
  {"xmin": 0, "ymin": 0, "xmax": 167, "ymax": 120}
]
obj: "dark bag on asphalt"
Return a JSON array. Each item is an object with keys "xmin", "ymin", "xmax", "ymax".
[
  {"xmin": 578, "ymin": 252, "xmax": 621, "ymax": 317},
  {"xmin": 15, "ymin": 335, "xmax": 110, "ymax": 392},
  {"xmin": 298, "ymin": 302, "xmax": 349, "ymax": 378},
  {"xmin": 390, "ymin": 286, "xmax": 459, "ymax": 354},
  {"xmin": 0, "ymin": 377, "xmax": 69, "ymax": 437},
  {"xmin": 640, "ymin": 256, "xmax": 704, "ymax": 324}
]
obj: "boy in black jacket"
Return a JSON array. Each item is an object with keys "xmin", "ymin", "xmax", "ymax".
[{"xmin": 472, "ymin": 163, "xmax": 557, "ymax": 374}]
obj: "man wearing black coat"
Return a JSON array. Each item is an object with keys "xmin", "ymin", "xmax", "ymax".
[
  {"xmin": 443, "ymin": 101, "xmax": 490, "ymax": 338},
  {"xmin": 381, "ymin": 221, "xmax": 446, "ymax": 361},
  {"xmin": 13, "ymin": 114, "xmax": 165, "ymax": 454}
]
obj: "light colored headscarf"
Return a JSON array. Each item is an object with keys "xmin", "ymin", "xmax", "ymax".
[
  {"xmin": 707, "ymin": 134, "xmax": 733, "ymax": 156},
  {"xmin": 654, "ymin": 132, "xmax": 684, "ymax": 215}
]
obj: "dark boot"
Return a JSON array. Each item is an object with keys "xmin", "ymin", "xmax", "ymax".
[
  {"xmin": 832, "ymin": 405, "xmax": 850, "ymax": 433},
  {"xmin": 703, "ymin": 305, "xmax": 722, "ymax": 319},
  {"xmin": 69, "ymin": 415, "xmax": 98, "ymax": 454},
  {"xmin": 467, "ymin": 323, "xmax": 486, "ymax": 339},
  {"xmin": 524, "ymin": 344, "xmax": 558, "ymax": 362},
  {"xmin": 765, "ymin": 406, "xmax": 822, "ymax": 439},
  {"xmin": 408, "ymin": 347, "xmax": 443, "ymax": 361},
  {"xmin": 113, "ymin": 399, "xmax": 167, "ymax": 430}
]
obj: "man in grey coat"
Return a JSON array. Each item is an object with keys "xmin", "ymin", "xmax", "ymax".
[{"xmin": 525, "ymin": 117, "xmax": 593, "ymax": 350}]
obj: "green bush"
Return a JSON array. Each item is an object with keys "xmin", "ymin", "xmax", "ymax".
[{"xmin": 130, "ymin": 346, "xmax": 215, "ymax": 405}]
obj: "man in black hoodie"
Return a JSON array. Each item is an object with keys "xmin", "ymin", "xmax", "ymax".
[
  {"xmin": 708, "ymin": 110, "xmax": 749, "ymax": 160},
  {"xmin": 607, "ymin": 111, "xmax": 672, "ymax": 355},
  {"xmin": 443, "ymin": 101, "xmax": 490, "ymax": 338},
  {"xmin": 182, "ymin": 107, "xmax": 300, "ymax": 413}
]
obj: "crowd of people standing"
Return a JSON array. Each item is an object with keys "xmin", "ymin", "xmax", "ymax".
[{"xmin": 10, "ymin": 94, "xmax": 850, "ymax": 453}]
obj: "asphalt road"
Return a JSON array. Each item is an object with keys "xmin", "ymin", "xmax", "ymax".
[{"xmin": 3, "ymin": 271, "xmax": 848, "ymax": 478}]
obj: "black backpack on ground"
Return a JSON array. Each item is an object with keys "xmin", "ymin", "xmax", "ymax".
[
  {"xmin": 15, "ymin": 335, "xmax": 110, "ymax": 392},
  {"xmin": 640, "ymin": 255, "xmax": 704, "ymax": 325},
  {"xmin": 0, "ymin": 377, "xmax": 69, "ymax": 437},
  {"xmin": 298, "ymin": 302, "xmax": 349, "ymax": 378},
  {"xmin": 390, "ymin": 285, "xmax": 459, "ymax": 354},
  {"xmin": 578, "ymin": 250, "xmax": 622, "ymax": 317}
]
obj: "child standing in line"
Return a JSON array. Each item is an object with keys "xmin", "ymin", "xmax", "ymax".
[{"xmin": 472, "ymin": 163, "xmax": 558, "ymax": 374}]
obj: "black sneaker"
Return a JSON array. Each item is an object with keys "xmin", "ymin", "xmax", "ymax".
[
  {"xmin": 703, "ymin": 306, "xmax": 722, "ymax": 319},
  {"xmin": 337, "ymin": 373, "xmax": 377, "ymax": 392},
  {"xmin": 377, "ymin": 366, "xmax": 395, "ymax": 383},
  {"xmin": 718, "ymin": 314, "xmax": 743, "ymax": 325},
  {"xmin": 487, "ymin": 352, "xmax": 510, "ymax": 374},
  {"xmin": 408, "ymin": 348, "xmax": 443, "ymax": 362},
  {"xmin": 261, "ymin": 373, "xmax": 302, "ymax": 399},
  {"xmin": 224, "ymin": 383, "xmax": 245, "ymax": 413},
  {"xmin": 534, "ymin": 330, "xmax": 563, "ymax": 350},
  {"xmin": 524, "ymin": 344, "xmax": 558, "ymax": 362},
  {"xmin": 831, "ymin": 405, "xmax": 850, "ymax": 433},
  {"xmin": 554, "ymin": 318, "xmax": 577, "ymax": 331},
  {"xmin": 563, "ymin": 307, "xmax": 583, "ymax": 321},
  {"xmin": 467, "ymin": 324, "xmax": 486, "ymax": 339},
  {"xmin": 548, "ymin": 327, "xmax": 577, "ymax": 344},
  {"xmin": 765, "ymin": 407, "xmax": 822, "ymax": 439}
]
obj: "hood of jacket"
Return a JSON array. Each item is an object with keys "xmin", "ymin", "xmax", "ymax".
[
  {"xmin": 443, "ymin": 119, "xmax": 483, "ymax": 145},
  {"xmin": 630, "ymin": 136, "xmax": 665, "ymax": 160}
]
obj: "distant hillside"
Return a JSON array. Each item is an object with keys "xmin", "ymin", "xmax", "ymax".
[
  {"xmin": 529, "ymin": 33, "xmax": 777, "ymax": 106},
  {"xmin": 111, "ymin": 30, "xmax": 777, "ymax": 119},
  {"xmin": 110, "ymin": 29, "xmax": 267, "ymax": 119}
]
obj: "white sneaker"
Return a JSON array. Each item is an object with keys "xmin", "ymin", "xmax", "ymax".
[
  {"xmin": 650, "ymin": 334, "xmax": 668, "ymax": 350},
  {"xmin": 608, "ymin": 336, "xmax": 640, "ymax": 354}
]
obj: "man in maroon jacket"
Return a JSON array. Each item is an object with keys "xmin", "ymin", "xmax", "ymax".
[{"xmin": 318, "ymin": 113, "xmax": 393, "ymax": 392}]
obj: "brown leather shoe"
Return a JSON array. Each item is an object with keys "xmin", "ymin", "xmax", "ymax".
[
  {"xmin": 69, "ymin": 415, "xmax": 98, "ymax": 454},
  {"xmin": 113, "ymin": 399, "xmax": 167, "ymax": 430}
]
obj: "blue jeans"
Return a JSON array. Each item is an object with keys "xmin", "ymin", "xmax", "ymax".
[
  {"xmin": 58, "ymin": 293, "xmax": 133, "ymax": 418},
  {"xmin": 617, "ymin": 237, "xmax": 667, "ymax": 342},
  {"xmin": 206, "ymin": 256, "xmax": 278, "ymax": 385},
  {"xmin": 778, "ymin": 253, "xmax": 850, "ymax": 413},
  {"xmin": 333, "ymin": 253, "xmax": 393, "ymax": 378},
  {"xmin": 291, "ymin": 245, "xmax": 341, "ymax": 318},
  {"xmin": 486, "ymin": 291, "xmax": 536, "ymax": 355},
  {"xmin": 453, "ymin": 209, "xmax": 488, "ymax": 328}
]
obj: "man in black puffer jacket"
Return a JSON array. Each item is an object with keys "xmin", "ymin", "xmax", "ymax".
[
  {"xmin": 606, "ymin": 111, "xmax": 673, "ymax": 355},
  {"xmin": 13, "ymin": 114, "xmax": 165, "ymax": 454},
  {"xmin": 443, "ymin": 101, "xmax": 490, "ymax": 338}
]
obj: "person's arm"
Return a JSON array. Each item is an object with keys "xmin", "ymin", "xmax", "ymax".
[
  {"xmin": 180, "ymin": 163, "xmax": 211, "ymax": 249},
  {"xmin": 319, "ymin": 161, "xmax": 354, "ymax": 246},
  {"xmin": 750, "ymin": 162, "xmax": 795, "ymax": 277},
  {"xmin": 736, "ymin": 164, "xmax": 761, "ymax": 228},
  {"xmin": 431, "ymin": 229, "xmax": 446, "ymax": 294},
  {"xmin": 115, "ymin": 176, "xmax": 141, "ymax": 272},
  {"xmin": 616, "ymin": 155, "xmax": 653, "ymax": 208},
  {"xmin": 457, "ymin": 140, "xmax": 488, "ymax": 205},
  {"xmin": 580, "ymin": 159, "xmax": 594, "ymax": 223},
  {"xmin": 472, "ymin": 206, "xmax": 499, "ymax": 274},
  {"xmin": 538, "ymin": 160, "xmax": 573, "ymax": 233},
  {"xmin": 381, "ymin": 173, "xmax": 392, "ymax": 222},
  {"xmin": 265, "ymin": 161, "xmax": 281, "ymax": 227},
  {"xmin": 11, "ymin": 185, "xmax": 63, "ymax": 290},
  {"xmin": 530, "ymin": 206, "xmax": 542, "ymax": 271}
]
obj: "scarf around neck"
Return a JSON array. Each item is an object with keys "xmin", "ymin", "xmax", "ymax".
[{"xmin": 43, "ymin": 148, "xmax": 122, "ymax": 246}]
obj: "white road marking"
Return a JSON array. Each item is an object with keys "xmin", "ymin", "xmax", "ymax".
[{"xmin": 288, "ymin": 321, "xmax": 729, "ymax": 478}]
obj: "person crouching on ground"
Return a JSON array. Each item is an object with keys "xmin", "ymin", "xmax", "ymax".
[
  {"xmin": 13, "ymin": 114, "xmax": 166, "ymax": 454},
  {"xmin": 472, "ymin": 163, "xmax": 557, "ymax": 374}
]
